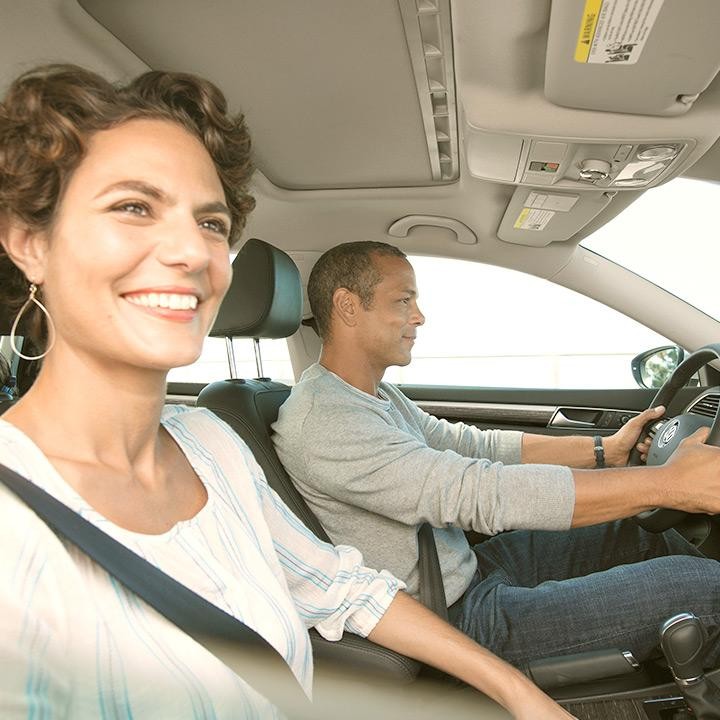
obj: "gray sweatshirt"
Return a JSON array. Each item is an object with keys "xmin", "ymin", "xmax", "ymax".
[{"xmin": 272, "ymin": 364, "xmax": 575, "ymax": 604}]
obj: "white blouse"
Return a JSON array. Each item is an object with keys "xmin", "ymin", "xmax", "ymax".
[{"xmin": 0, "ymin": 405, "xmax": 403, "ymax": 719}]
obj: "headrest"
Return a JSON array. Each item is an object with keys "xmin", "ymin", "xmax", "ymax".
[{"xmin": 210, "ymin": 238, "xmax": 302, "ymax": 339}]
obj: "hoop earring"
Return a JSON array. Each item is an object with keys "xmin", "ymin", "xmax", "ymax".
[{"xmin": 9, "ymin": 283, "xmax": 56, "ymax": 361}]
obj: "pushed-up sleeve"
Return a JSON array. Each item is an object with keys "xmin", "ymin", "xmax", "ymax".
[
  {"xmin": 298, "ymin": 401, "xmax": 575, "ymax": 535},
  {"xmin": 252, "ymin": 469, "xmax": 405, "ymax": 641},
  {"xmin": 388, "ymin": 386, "xmax": 523, "ymax": 464}
]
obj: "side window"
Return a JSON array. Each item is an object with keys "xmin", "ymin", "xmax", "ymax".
[
  {"xmin": 167, "ymin": 337, "xmax": 294, "ymax": 385},
  {"xmin": 383, "ymin": 256, "xmax": 672, "ymax": 389}
]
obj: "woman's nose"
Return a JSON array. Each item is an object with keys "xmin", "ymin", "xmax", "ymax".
[{"xmin": 157, "ymin": 219, "xmax": 210, "ymax": 272}]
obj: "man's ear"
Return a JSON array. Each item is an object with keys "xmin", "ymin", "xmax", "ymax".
[
  {"xmin": 0, "ymin": 223, "xmax": 49, "ymax": 284},
  {"xmin": 332, "ymin": 287, "xmax": 361, "ymax": 328}
]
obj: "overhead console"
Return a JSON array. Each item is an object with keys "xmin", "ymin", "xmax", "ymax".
[
  {"xmin": 465, "ymin": 130, "xmax": 698, "ymax": 246},
  {"xmin": 465, "ymin": 131, "xmax": 694, "ymax": 191}
]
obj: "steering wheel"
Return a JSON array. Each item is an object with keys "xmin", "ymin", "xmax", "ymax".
[{"xmin": 629, "ymin": 343, "xmax": 720, "ymax": 533}]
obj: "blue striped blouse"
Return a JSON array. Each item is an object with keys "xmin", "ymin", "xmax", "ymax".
[{"xmin": 0, "ymin": 406, "xmax": 404, "ymax": 719}]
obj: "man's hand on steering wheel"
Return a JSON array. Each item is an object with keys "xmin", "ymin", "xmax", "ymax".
[
  {"xmin": 662, "ymin": 426, "xmax": 720, "ymax": 515},
  {"xmin": 629, "ymin": 344, "xmax": 720, "ymax": 531},
  {"xmin": 603, "ymin": 405, "xmax": 666, "ymax": 466}
]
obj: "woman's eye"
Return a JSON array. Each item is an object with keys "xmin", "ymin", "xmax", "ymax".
[
  {"xmin": 200, "ymin": 217, "xmax": 230, "ymax": 237},
  {"xmin": 112, "ymin": 201, "xmax": 150, "ymax": 217}
]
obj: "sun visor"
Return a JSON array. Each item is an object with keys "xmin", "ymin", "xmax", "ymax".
[
  {"xmin": 497, "ymin": 187, "xmax": 612, "ymax": 247},
  {"xmin": 544, "ymin": 0, "xmax": 720, "ymax": 116}
]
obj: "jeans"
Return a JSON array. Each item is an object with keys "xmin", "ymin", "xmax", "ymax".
[{"xmin": 453, "ymin": 519, "xmax": 720, "ymax": 672}]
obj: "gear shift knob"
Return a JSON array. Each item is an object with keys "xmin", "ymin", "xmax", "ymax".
[
  {"xmin": 659, "ymin": 612, "xmax": 720, "ymax": 720},
  {"xmin": 660, "ymin": 612, "xmax": 707, "ymax": 682}
]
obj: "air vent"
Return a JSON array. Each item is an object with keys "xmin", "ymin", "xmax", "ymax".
[
  {"xmin": 398, "ymin": 0, "xmax": 458, "ymax": 182},
  {"xmin": 687, "ymin": 393, "xmax": 720, "ymax": 418}
]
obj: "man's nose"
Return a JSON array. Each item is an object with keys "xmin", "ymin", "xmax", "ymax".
[{"xmin": 412, "ymin": 302, "xmax": 425, "ymax": 325}]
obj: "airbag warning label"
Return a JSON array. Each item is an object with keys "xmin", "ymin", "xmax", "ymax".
[
  {"xmin": 513, "ymin": 208, "xmax": 555, "ymax": 231},
  {"xmin": 574, "ymin": 0, "xmax": 664, "ymax": 65}
]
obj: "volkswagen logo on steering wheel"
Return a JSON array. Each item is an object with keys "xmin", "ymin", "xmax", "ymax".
[{"xmin": 657, "ymin": 420, "xmax": 679, "ymax": 448}]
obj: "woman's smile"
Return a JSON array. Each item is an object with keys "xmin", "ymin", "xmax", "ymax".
[{"xmin": 123, "ymin": 287, "xmax": 202, "ymax": 323}]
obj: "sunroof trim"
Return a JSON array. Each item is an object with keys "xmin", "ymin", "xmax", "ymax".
[{"xmin": 398, "ymin": 0, "xmax": 459, "ymax": 182}]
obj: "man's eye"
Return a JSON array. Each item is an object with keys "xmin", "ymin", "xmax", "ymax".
[{"xmin": 200, "ymin": 217, "xmax": 230, "ymax": 237}]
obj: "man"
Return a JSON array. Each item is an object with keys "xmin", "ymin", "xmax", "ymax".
[{"xmin": 272, "ymin": 240, "xmax": 720, "ymax": 671}]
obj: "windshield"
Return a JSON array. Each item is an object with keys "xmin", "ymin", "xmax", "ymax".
[{"xmin": 581, "ymin": 178, "xmax": 720, "ymax": 320}]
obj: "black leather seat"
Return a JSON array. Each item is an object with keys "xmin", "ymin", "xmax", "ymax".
[{"xmin": 197, "ymin": 238, "xmax": 420, "ymax": 682}]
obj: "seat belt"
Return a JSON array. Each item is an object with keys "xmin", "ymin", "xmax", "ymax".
[
  {"xmin": 0, "ymin": 462, "xmax": 308, "ymax": 714},
  {"xmin": 417, "ymin": 522, "xmax": 449, "ymax": 621}
]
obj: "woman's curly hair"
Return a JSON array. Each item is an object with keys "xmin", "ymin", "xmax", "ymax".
[{"xmin": 0, "ymin": 63, "xmax": 255, "ymax": 345}]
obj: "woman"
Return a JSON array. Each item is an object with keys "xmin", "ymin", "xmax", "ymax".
[{"xmin": 0, "ymin": 64, "xmax": 576, "ymax": 719}]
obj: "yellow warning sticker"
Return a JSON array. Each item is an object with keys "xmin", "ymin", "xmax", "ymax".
[
  {"xmin": 574, "ymin": 0, "xmax": 665, "ymax": 65},
  {"xmin": 513, "ymin": 207, "xmax": 555, "ymax": 231},
  {"xmin": 513, "ymin": 208, "xmax": 530, "ymax": 229},
  {"xmin": 575, "ymin": 0, "xmax": 602, "ymax": 62}
]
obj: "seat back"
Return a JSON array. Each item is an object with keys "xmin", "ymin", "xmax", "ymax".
[
  {"xmin": 198, "ymin": 377, "xmax": 328, "ymax": 541},
  {"xmin": 197, "ymin": 238, "xmax": 327, "ymax": 539}
]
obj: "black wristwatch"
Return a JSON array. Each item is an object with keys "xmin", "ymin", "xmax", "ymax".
[{"xmin": 593, "ymin": 435, "xmax": 605, "ymax": 469}]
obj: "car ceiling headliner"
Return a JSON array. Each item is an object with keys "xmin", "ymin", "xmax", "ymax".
[{"xmin": 0, "ymin": 0, "xmax": 718, "ymax": 280}]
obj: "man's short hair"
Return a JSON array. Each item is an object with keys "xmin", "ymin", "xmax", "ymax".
[{"xmin": 308, "ymin": 241, "xmax": 407, "ymax": 340}]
